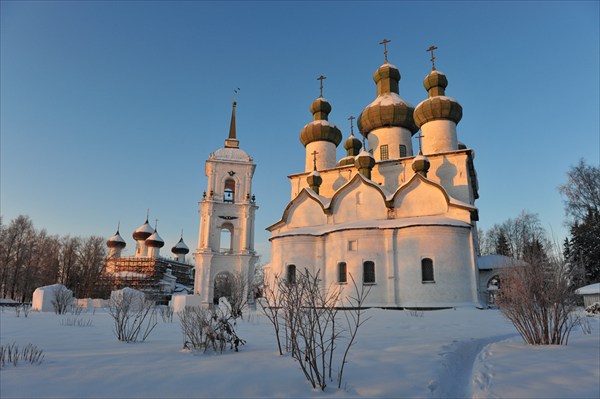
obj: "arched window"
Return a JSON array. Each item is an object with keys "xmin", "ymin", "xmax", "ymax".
[
  {"xmin": 338, "ymin": 262, "xmax": 347, "ymax": 283},
  {"xmin": 421, "ymin": 258, "xmax": 434, "ymax": 283},
  {"xmin": 220, "ymin": 223, "xmax": 233, "ymax": 253},
  {"xmin": 363, "ymin": 261, "xmax": 375, "ymax": 284},
  {"xmin": 287, "ymin": 264, "xmax": 296, "ymax": 285},
  {"xmin": 224, "ymin": 179, "xmax": 235, "ymax": 203}
]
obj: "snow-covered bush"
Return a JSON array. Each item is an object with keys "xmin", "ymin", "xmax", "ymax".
[
  {"xmin": 585, "ymin": 302, "xmax": 600, "ymax": 315},
  {"xmin": 109, "ymin": 288, "xmax": 157, "ymax": 343},
  {"xmin": 177, "ymin": 304, "xmax": 245, "ymax": 353},
  {"xmin": 0, "ymin": 343, "xmax": 44, "ymax": 368}
]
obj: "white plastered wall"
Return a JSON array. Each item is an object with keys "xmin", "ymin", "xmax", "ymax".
[
  {"xmin": 421, "ymin": 120, "xmax": 458, "ymax": 155},
  {"xmin": 305, "ymin": 141, "xmax": 337, "ymax": 172},
  {"xmin": 367, "ymin": 126, "xmax": 413, "ymax": 162}
]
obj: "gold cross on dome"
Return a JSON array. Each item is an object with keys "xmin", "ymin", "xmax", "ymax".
[
  {"xmin": 380, "ymin": 38, "xmax": 391, "ymax": 62},
  {"xmin": 311, "ymin": 150, "xmax": 319, "ymax": 170},
  {"xmin": 348, "ymin": 115, "xmax": 355, "ymax": 135},
  {"xmin": 317, "ymin": 75, "xmax": 326, "ymax": 97},
  {"xmin": 427, "ymin": 45, "xmax": 438, "ymax": 70}
]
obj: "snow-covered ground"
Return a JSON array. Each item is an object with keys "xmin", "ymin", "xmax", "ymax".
[{"xmin": 1, "ymin": 306, "xmax": 598, "ymax": 398}]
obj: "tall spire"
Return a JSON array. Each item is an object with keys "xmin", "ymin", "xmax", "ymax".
[{"xmin": 225, "ymin": 100, "xmax": 239, "ymax": 148}]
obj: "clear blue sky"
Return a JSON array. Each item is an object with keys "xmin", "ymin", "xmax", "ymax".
[{"xmin": 1, "ymin": 1, "xmax": 598, "ymax": 262}]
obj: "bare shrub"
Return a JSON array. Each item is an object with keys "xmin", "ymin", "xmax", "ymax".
[
  {"xmin": 177, "ymin": 305, "xmax": 245, "ymax": 353},
  {"xmin": 59, "ymin": 317, "xmax": 93, "ymax": 327},
  {"xmin": 406, "ymin": 309, "xmax": 424, "ymax": 318},
  {"xmin": 261, "ymin": 269, "xmax": 370, "ymax": 390},
  {"xmin": 158, "ymin": 305, "xmax": 174, "ymax": 323},
  {"xmin": 229, "ymin": 271, "xmax": 249, "ymax": 322},
  {"xmin": 52, "ymin": 285, "xmax": 73, "ymax": 315},
  {"xmin": 0, "ymin": 342, "xmax": 44, "ymax": 367},
  {"xmin": 497, "ymin": 254, "xmax": 579, "ymax": 345},
  {"xmin": 258, "ymin": 274, "xmax": 285, "ymax": 355},
  {"xmin": 15, "ymin": 303, "xmax": 31, "ymax": 318},
  {"xmin": 109, "ymin": 289, "xmax": 157, "ymax": 343}
]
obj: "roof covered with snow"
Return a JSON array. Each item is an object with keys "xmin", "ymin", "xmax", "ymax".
[
  {"xmin": 211, "ymin": 147, "xmax": 252, "ymax": 162},
  {"xmin": 477, "ymin": 255, "xmax": 527, "ymax": 270},
  {"xmin": 575, "ymin": 283, "xmax": 600, "ymax": 295}
]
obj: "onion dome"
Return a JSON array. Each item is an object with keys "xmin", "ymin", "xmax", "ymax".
[
  {"xmin": 299, "ymin": 97, "xmax": 342, "ymax": 147},
  {"xmin": 132, "ymin": 219, "xmax": 154, "ymax": 241},
  {"xmin": 412, "ymin": 151, "xmax": 431, "ymax": 177},
  {"xmin": 354, "ymin": 149, "xmax": 376, "ymax": 179},
  {"xmin": 307, "ymin": 169, "xmax": 323, "ymax": 194},
  {"xmin": 337, "ymin": 133, "xmax": 363, "ymax": 167},
  {"xmin": 171, "ymin": 237, "xmax": 190, "ymax": 255},
  {"xmin": 357, "ymin": 62, "xmax": 418, "ymax": 137},
  {"xmin": 107, "ymin": 230, "xmax": 126, "ymax": 249},
  {"xmin": 413, "ymin": 69, "xmax": 462, "ymax": 128},
  {"xmin": 145, "ymin": 230, "xmax": 164, "ymax": 248}
]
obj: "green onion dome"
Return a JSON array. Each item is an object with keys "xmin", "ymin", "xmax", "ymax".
[
  {"xmin": 413, "ymin": 69, "xmax": 462, "ymax": 128},
  {"xmin": 299, "ymin": 97, "xmax": 343, "ymax": 147},
  {"xmin": 337, "ymin": 133, "xmax": 363, "ymax": 167},
  {"xmin": 411, "ymin": 151, "xmax": 431, "ymax": 175},
  {"xmin": 357, "ymin": 62, "xmax": 418, "ymax": 137},
  {"xmin": 354, "ymin": 149, "xmax": 376, "ymax": 173}
]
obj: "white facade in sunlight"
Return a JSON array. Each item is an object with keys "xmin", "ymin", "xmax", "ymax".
[
  {"xmin": 193, "ymin": 101, "xmax": 259, "ymax": 305},
  {"xmin": 266, "ymin": 55, "xmax": 484, "ymax": 308}
]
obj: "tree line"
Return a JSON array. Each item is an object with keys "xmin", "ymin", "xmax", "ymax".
[
  {"xmin": 0, "ymin": 215, "xmax": 107, "ymax": 302},
  {"xmin": 478, "ymin": 158, "xmax": 600, "ymax": 287}
]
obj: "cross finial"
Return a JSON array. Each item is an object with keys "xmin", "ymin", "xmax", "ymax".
[
  {"xmin": 233, "ymin": 87, "xmax": 240, "ymax": 101},
  {"xmin": 311, "ymin": 150, "xmax": 319, "ymax": 170},
  {"xmin": 317, "ymin": 75, "xmax": 326, "ymax": 97},
  {"xmin": 380, "ymin": 38, "xmax": 391, "ymax": 62},
  {"xmin": 427, "ymin": 45, "xmax": 438, "ymax": 70},
  {"xmin": 154, "ymin": 218, "xmax": 158, "ymax": 231},
  {"xmin": 416, "ymin": 133, "xmax": 425, "ymax": 153},
  {"xmin": 146, "ymin": 208, "xmax": 150, "ymax": 222},
  {"xmin": 348, "ymin": 116, "xmax": 356, "ymax": 136},
  {"xmin": 361, "ymin": 135, "xmax": 367, "ymax": 150}
]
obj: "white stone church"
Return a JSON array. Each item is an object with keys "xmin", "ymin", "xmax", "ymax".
[{"xmin": 265, "ymin": 46, "xmax": 484, "ymax": 308}]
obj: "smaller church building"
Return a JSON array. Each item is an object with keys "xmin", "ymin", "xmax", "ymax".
[{"xmin": 104, "ymin": 218, "xmax": 194, "ymax": 302}]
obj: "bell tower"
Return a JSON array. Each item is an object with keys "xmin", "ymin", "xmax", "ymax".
[{"xmin": 193, "ymin": 101, "xmax": 259, "ymax": 305}]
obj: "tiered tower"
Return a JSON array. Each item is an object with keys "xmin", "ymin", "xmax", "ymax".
[{"xmin": 194, "ymin": 101, "xmax": 259, "ymax": 305}]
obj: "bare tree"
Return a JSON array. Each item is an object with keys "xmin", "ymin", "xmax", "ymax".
[
  {"xmin": 558, "ymin": 158, "xmax": 600, "ymax": 223},
  {"xmin": 51, "ymin": 285, "xmax": 73, "ymax": 315},
  {"xmin": 496, "ymin": 250, "xmax": 579, "ymax": 345}
]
